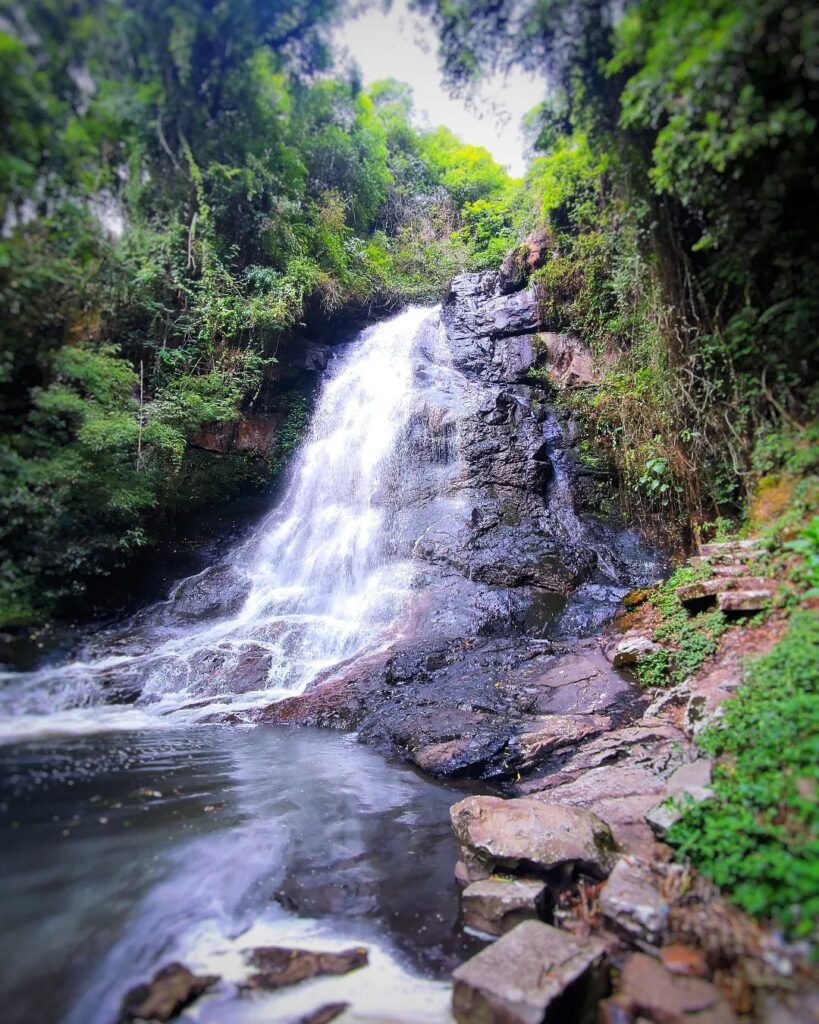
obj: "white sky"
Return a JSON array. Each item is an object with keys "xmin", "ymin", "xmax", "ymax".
[{"xmin": 333, "ymin": 1, "xmax": 543, "ymax": 177}]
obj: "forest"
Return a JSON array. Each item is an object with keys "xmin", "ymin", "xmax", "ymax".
[
  {"xmin": 0, "ymin": 2, "xmax": 817, "ymax": 1021},
  {"xmin": 2, "ymin": 0, "xmax": 816, "ymax": 625}
]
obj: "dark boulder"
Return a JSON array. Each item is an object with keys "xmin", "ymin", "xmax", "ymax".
[{"xmin": 166, "ymin": 564, "xmax": 252, "ymax": 623}]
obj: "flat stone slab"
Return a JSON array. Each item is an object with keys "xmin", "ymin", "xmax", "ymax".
[
  {"xmin": 699, "ymin": 539, "xmax": 761, "ymax": 558},
  {"xmin": 450, "ymin": 795, "xmax": 618, "ymax": 884},
  {"xmin": 513, "ymin": 714, "xmax": 612, "ymax": 770},
  {"xmin": 241, "ymin": 946, "xmax": 368, "ymax": 991},
  {"xmin": 452, "ymin": 920, "xmax": 606, "ymax": 1024},
  {"xmin": 599, "ymin": 858, "xmax": 668, "ymax": 945},
  {"xmin": 676, "ymin": 578, "xmax": 728, "ymax": 606},
  {"xmin": 717, "ymin": 587, "xmax": 776, "ymax": 613},
  {"xmin": 462, "ymin": 876, "xmax": 551, "ymax": 936}
]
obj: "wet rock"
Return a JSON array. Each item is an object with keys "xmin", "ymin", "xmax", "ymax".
[
  {"xmin": 167, "ymin": 564, "xmax": 251, "ymax": 622},
  {"xmin": 452, "ymin": 920, "xmax": 607, "ymax": 1024},
  {"xmin": 119, "ymin": 962, "xmax": 219, "ymax": 1023},
  {"xmin": 531, "ymin": 650, "xmax": 633, "ymax": 716},
  {"xmin": 461, "ymin": 876, "xmax": 552, "ymax": 936},
  {"xmin": 242, "ymin": 945, "xmax": 368, "ymax": 991},
  {"xmin": 450, "ymin": 795, "xmax": 618, "ymax": 884},
  {"xmin": 298, "ymin": 1004, "xmax": 349, "ymax": 1024},
  {"xmin": 603, "ymin": 952, "xmax": 737, "ymax": 1024},
  {"xmin": 599, "ymin": 858, "xmax": 668, "ymax": 945}
]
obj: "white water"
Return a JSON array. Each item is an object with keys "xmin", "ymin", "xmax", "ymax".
[{"xmin": 0, "ymin": 306, "xmax": 456, "ymax": 742}]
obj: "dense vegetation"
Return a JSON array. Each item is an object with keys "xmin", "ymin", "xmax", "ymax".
[
  {"xmin": 670, "ymin": 606, "xmax": 819, "ymax": 943},
  {"xmin": 0, "ymin": 0, "xmax": 518, "ymax": 625},
  {"xmin": 418, "ymin": 0, "xmax": 818, "ymax": 532}
]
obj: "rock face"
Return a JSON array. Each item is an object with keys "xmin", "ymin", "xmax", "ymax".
[
  {"xmin": 450, "ymin": 796, "xmax": 618, "ymax": 884},
  {"xmin": 262, "ymin": 269, "xmax": 664, "ymax": 777},
  {"xmin": 119, "ymin": 962, "xmax": 219, "ymax": 1023},
  {"xmin": 461, "ymin": 876, "xmax": 551, "ymax": 936},
  {"xmin": 452, "ymin": 921, "xmax": 607, "ymax": 1024}
]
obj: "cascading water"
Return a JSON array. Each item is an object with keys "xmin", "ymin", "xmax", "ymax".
[{"xmin": 0, "ymin": 305, "xmax": 455, "ymax": 741}]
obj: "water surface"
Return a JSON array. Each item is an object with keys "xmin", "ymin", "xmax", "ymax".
[{"xmin": 0, "ymin": 726, "xmax": 477, "ymax": 1024}]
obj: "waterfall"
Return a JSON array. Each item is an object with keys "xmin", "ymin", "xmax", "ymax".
[{"xmin": 0, "ymin": 306, "xmax": 448, "ymax": 740}]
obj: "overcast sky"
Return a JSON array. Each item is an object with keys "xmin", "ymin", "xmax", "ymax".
[{"xmin": 333, "ymin": 1, "xmax": 542, "ymax": 177}]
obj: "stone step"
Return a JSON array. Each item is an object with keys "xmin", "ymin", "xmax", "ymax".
[
  {"xmin": 461, "ymin": 876, "xmax": 551, "ymax": 937},
  {"xmin": 599, "ymin": 857, "xmax": 669, "ymax": 946},
  {"xmin": 699, "ymin": 538, "xmax": 762, "ymax": 557},
  {"xmin": 677, "ymin": 576, "xmax": 775, "ymax": 609},
  {"xmin": 718, "ymin": 587, "xmax": 776, "ymax": 613},
  {"xmin": 452, "ymin": 921, "xmax": 607, "ymax": 1024},
  {"xmin": 601, "ymin": 952, "xmax": 737, "ymax": 1024}
]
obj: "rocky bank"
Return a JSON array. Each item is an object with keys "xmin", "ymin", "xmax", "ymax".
[{"xmin": 259, "ymin": 273, "xmax": 815, "ymax": 1024}]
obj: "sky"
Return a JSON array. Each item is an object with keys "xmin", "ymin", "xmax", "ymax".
[{"xmin": 333, "ymin": 1, "xmax": 543, "ymax": 177}]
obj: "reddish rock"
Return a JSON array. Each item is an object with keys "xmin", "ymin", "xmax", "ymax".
[
  {"xmin": 605, "ymin": 952, "xmax": 737, "ymax": 1024},
  {"xmin": 699, "ymin": 539, "xmax": 762, "ymax": 559},
  {"xmin": 660, "ymin": 943, "xmax": 710, "ymax": 978},
  {"xmin": 675, "ymin": 578, "xmax": 729, "ymax": 607},
  {"xmin": 452, "ymin": 921, "xmax": 607, "ymax": 1024},
  {"xmin": 513, "ymin": 713, "xmax": 612, "ymax": 770},
  {"xmin": 531, "ymin": 762, "xmax": 669, "ymax": 858},
  {"xmin": 717, "ymin": 587, "xmax": 776, "ymax": 613},
  {"xmin": 119, "ymin": 962, "xmax": 219, "ymax": 1023},
  {"xmin": 450, "ymin": 796, "xmax": 618, "ymax": 884},
  {"xmin": 242, "ymin": 946, "xmax": 368, "ymax": 991}
]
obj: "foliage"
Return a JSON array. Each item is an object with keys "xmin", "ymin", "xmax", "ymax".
[
  {"xmin": 668, "ymin": 611, "xmax": 819, "ymax": 943},
  {"xmin": 416, "ymin": 0, "xmax": 818, "ymax": 530},
  {"xmin": 637, "ymin": 565, "xmax": 731, "ymax": 687}
]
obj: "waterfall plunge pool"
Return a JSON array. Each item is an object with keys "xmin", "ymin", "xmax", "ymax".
[{"xmin": 0, "ymin": 725, "xmax": 481, "ymax": 1024}]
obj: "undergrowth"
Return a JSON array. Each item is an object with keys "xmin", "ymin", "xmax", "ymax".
[
  {"xmin": 637, "ymin": 565, "xmax": 730, "ymax": 688},
  {"xmin": 668, "ymin": 610, "xmax": 819, "ymax": 946}
]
